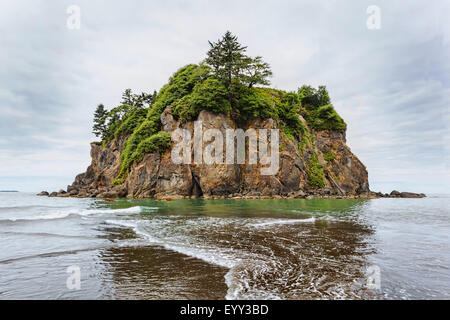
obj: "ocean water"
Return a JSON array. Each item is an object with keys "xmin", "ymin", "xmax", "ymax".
[{"xmin": 0, "ymin": 192, "xmax": 448, "ymax": 300}]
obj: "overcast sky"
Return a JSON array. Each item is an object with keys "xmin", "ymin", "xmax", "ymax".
[{"xmin": 0, "ymin": 0, "xmax": 448, "ymax": 193}]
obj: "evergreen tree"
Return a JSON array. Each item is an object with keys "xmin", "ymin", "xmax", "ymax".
[
  {"xmin": 121, "ymin": 89, "xmax": 134, "ymax": 106},
  {"xmin": 92, "ymin": 104, "xmax": 108, "ymax": 139},
  {"xmin": 298, "ymin": 85, "xmax": 331, "ymax": 110},
  {"xmin": 205, "ymin": 31, "xmax": 272, "ymax": 98},
  {"xmin": 242, "ymin": 56, "xmax": 272, "ymax": 88},
  {"xmin": 205, "ymin": 31, "xmax": 248, "ymax": 90},
  {"xmin": 121, "ymin": 89, "xmax": 157, "ymax": 108},
  {"xmin": 317, "ymin": 85, "xmax": 331, "ymax": 106},
  {"xmin": 135, "ymin": 92, "xmax": 156, "ymax": 108}
]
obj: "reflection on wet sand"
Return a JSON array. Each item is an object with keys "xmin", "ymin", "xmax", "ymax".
[
  {"xmin": 99, "ymin": 241, "xmax": 228, "ymax": 299},
  {"xmin": 98, "ymin": 199, "xmax": 381, "ymax": 299}
]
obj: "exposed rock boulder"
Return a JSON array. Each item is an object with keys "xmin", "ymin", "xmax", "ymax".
[
  {"xmin": 37, "ymin": 191, "xmax": 49, "ymax": 196},
  {"xmin": 390, "ymin": 190, "xmax": 401, "ymax": 197},
  {"xmin": 369, "ymin": 190, "xmax": 426, "ymax": 198},
  {"xmin": 399, "ymin": 192, "xmax": 426, "ymax": 198},
  {"xmin": 160, "ymin": 107, "xmax": 179, "ymax": 132},
  {"xmin": 97, "ymin": 186, "xmax": 127, "ymax": 199},
  {"xmin": 68, "ymin": 189, "xmax": 79, "ymax": 196}
]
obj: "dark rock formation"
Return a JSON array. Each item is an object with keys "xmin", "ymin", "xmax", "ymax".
[
  {"xmin": 390, "ymin": 190, "xmax": 401, "ymax": 197},
  {"xmin": 399, "ymin": 192, "xmax": 426, "ymax": 198},
  {"xmin": 389, "ymin": 190, "xmax": 426, "ymax": 198},
  {"xmin": 368, "ymin": 190, "xmax": 426, "ymax": 198}
]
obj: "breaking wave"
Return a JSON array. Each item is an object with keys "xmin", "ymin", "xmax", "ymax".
[
  {"xmin": 105, "ymin": 215, "xmax": 370, "ymax": 300},
  {"xmin": 0, "ymin": 206, "xmax": 149, "ymax": 223}
]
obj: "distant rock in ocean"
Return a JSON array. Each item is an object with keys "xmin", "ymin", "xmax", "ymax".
[{"xmin": 389, "ymin": 190, "xmax": 426, "ymax": 198}]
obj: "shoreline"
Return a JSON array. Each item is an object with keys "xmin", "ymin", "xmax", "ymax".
[{"xmin": 37, "ymin": 191, "xmax": 426, "ymax": 201}]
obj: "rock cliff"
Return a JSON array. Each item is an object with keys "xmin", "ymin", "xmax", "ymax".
[{"xmin": 66, "ymin": 108, "xmax": 370, "ymax": 199}]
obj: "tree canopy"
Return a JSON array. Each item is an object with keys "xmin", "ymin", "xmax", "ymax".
[
  {"xmin": 121, "ymin": 89, "xmax": 157, "ymax": 108},
  {"xmin": 205, "ymin": 31, "xmax": 272, "ymax": 96},
  {"xmin": 92, "ymin": 89, "xmax": 157, "ymax": 143},
  {"xmin": 92, "ymin": 104, "xmax": 108, "ymax": 140}
]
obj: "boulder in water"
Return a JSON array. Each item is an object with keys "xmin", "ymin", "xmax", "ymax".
[{"xmin": 400, "ymin": 192, "xmax": 426, "ymax": 198}]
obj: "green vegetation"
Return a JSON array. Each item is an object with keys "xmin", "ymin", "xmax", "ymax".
[
  {"xmin": 92, "ymin": 104, "xmax": 108, "ymax": 140},
  {"xmin": 298, "ymin": 85, "xmax": 330, "ymax": 110},
  {"xmin": 113, "ymin": 131, "xmax": 172, "ymax": 185},
  {"xmin": 91, "ymin": 31, "xmax": 348, "ymax": 185},
  {"xmin": 307, "ymin": 154, "xmax": 326, "ymax": 188},
  {"xmin": 277, "ymin": 92, "xmax": 307, "ymax": 139},
  {"xmin": 236, "ymin": 87, "xmax": 278, "ymax": 121},
  {"xmin": 173, "ymin": 77, "xmax": 231, "ymax": 120},
  {"xmin": 92, "ymin": 89, "xmax": 157, "ymax": 144},
  {"xmin": 121, "ymin": 89, "xmax": 157, "ymax": 108},
  {"xmin": 205, "ymin": 31, "xmax": 272, "ymax": 91},
  {"xmin": 113, "ymin": 107, "xmax": 147, "ymax": 140},
  {"xmin": 298, "ymin": 130, "xmax": 314, "ymax": 156},
  {"xmin": 324, "ymin": 151, "xmax": 336, "ymax": 162},
  {"xmin": 298, "ymin": 85, "xmax": 346, "ymax": 131},
  {"xmin": 130, "ymin": 131, "xmax": 172, "ymax": 165},
  {"xmin": 114, "ymin": 64, "xmax": 211, "ymax": 183},
  {"xmin": 308, "ymin": 104, "xmax": 347, "ymax": 131}
]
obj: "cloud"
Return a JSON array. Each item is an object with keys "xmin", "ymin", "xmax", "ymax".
[{"xmin": 0, "ymin": 0, "xmax": 448, "ymax": 193}]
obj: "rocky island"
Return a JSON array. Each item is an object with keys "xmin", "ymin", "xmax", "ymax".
[{"xmin": 41, "ymin": 32, "xmax": 424, "ymax": 200}]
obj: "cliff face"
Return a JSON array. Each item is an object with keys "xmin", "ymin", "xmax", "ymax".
[{"xmin": 67, "ymin": 108, "xmax": 369, "ymax": 199}]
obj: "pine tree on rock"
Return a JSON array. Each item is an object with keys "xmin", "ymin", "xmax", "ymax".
[
  {"xmin": 121, "ymin": 89, "xmax": 134, "ymax": 106},
  {"xmin": 205, "ymin": 31, "xmax": 272, "ymax": 105},
  {"xmin": 92, "ymin": 104, "xmax": 108, "ymax": 139},
  {"xmin": 242, "ymin": 56, "xmax": 272, "ymax": 88}
]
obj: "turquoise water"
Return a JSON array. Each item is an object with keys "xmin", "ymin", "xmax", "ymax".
[{"xmin": 0, "ymin": 192, "xmax": 448, "ymax": 299}]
